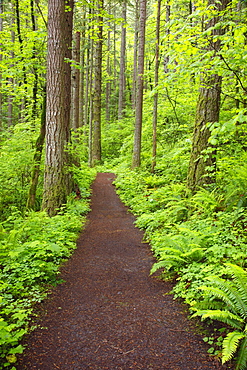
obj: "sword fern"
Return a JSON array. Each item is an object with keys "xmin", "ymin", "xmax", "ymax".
[{"xmin": 192, "ymin": 263, "xmax": 247, "ymax": 370}]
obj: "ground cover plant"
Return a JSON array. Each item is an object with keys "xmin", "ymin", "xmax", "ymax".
[
  {"xmin": 0, "ymin": 165, "xmax": 95, "ymax": 370},
  {"xmin": 112, "ymin": 136, "xmax": 247, "ymax": 369}
]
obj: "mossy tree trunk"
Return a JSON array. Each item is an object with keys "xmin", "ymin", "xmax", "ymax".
[
  {"xmin": 27, "ymin": 86, "xmax": 46, "ymax": 210},
  {"xmin": 187, "ymin": 74, "xmax": 221, "ymax": 192},
  {"xmin": 187, "ymin": 0, "xmax": 230, "ymax": 192}
]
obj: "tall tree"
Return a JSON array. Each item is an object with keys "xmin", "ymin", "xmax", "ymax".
[
  {"xmin": 151, "ymin": 0, "xmax": 162, "ymax": 173},
  {"xmin": 132, "ymin": 0, "xmax": 147, "ymax": 168},
  {"xmin": 118, "ymin": 0, "xmax": 127, "ymax": 119},
  {"xmin": 132, "ymin": 0, "xmax": 139, "ymax": 110},
  {"xmin": 0, "ymin": 0, "xmax": 3, "ymax": 127},
  {"xmin": 187, "ymin": 0, "xmax": 230, "ymax": 192},
  {"xmin": 71, "ymin": 31, "xmax": 81, "ymax": 131},
  {"xmin": 92, "ymin": 0, "xmax": 103, "ymax": 166},
  {"xmin": 42, "ymin": 0, "xmax": 74, "ymax": 216}
]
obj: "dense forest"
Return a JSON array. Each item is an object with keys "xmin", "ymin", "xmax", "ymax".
[{"xmin": 1, "ymin": 0, "xmax": 247, "ymax": 368}]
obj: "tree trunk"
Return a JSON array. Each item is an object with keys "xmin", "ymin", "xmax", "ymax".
[
  {"xmin": 0, "ymin": 0, "xmax": 3, "ymax": 128},
  {"xmin": 30, "ymin": 0, "xmax": 38, "ymax": 122},
  {"xmin": 118, "ymin": 0, "xmax": 127, "ymax": 120},
  {"xmin": 42, "ymin": 0, "xmax": 73, "ymax": 216},
  {"xmin": 132, "ymin": 0, "xmax": 146, "ymax": 168},
  {"xmin": 187, "ymin": 0, "xmax": 230, "ymax": 192},
  {"xmin": 187, "ymin": 74, "xmax": 222, "ymax": 191},
  {"xmin": 27, "ymin": 86, "xmax": 46, "ymax": 210},
  {"xmin": 151, "ymin": 0, "xmax": 161, "ymax": 173},
  {"xmin": 6, "ymin": 2, "xmax": 15, "ymax": 128},
  {"xmin": 88, "ymin": 8, "xmax": 94, "ymax": 167},
  {"xmin": 79, "ymin": 12, "xmax": 86, "ymax": 128},
  {"xmin": 164, "ymin": 3, "xmax": 170, "ymax": 73},
  {"xmin": 92, "ymin": 0, "xmax": 103, "ymax": 166},
  {"xmin": 16, "ymin": 0, "xmax": 27, "ymax": 113},
  {"xmin": 71, "ymin": 31, "xmax": 81, "ymax": 131},
  {"xmin": 105, "ymin": 2, "xmax": 112, "ymax": 123},
  {"xmin": 132, "ymin": 0, "xmax": 139, "ymax": 110},
  {"xmin": 64, "ymin": 0, "xmax": 75, "ymax": 193}
]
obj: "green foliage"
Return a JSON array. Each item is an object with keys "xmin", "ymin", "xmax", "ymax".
[
  {"xmin": 192, "ymin": 264, "xmax": 247, "ymax": 369},
  {"xmin": 0, "ymin": 170, "xmax": 94, "ymax": 369},
  {"xmin": 0, "ymin": 123, "xmax": 40, "ymax": 221}
]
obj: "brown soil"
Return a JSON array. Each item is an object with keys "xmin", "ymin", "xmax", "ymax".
[{"xmin": 17, "ymin": 173, "xmax": 231, "ymax": 370}]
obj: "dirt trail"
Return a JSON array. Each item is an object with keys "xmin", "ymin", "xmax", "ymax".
[{"xmin": 17, "ymin": 173, "xmax": 228, "ymax": 370}]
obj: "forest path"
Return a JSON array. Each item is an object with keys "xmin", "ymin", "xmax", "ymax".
[{"xmin": 17, "ymin": 173, "xmax": 228, "ymax": 370}]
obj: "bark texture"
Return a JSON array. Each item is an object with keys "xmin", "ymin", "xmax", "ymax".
[
  {"xmin": 118, "ymin": 0, "xmax": 127, "ymax": 120},
  {"xmin": 92, "ymin": 0, "xmax": 103, "ymax": 166},
  {"xmin": 71, "ymin": 31, "xmax": 81, "ymax": 131},
  {"xmin": 27, "ymin": 87, "xmax": 46, "ymax": 210},
  {"xmin": 132, "ymin": 0, "xmax": 146, "ymax": 168},
  {"xmin": 42, "ymin": 0, "xmax": 73, "ymax": 216},
  {"xmin": 187, "ymin": 0, "xmax": 230, "ymax": 192},
  {"xmin": 151, "ymin": 0, "xmax": 161, "ymax": 173}
]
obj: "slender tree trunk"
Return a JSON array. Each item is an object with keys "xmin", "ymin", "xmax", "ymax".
[
  {"xmin": 0, "ymin": 0, "xmax": 3, "ymax": 128},
  {"xmin": 151, "ymin": 0, "xmax": 162, "ymax": 173},
  {"xmin": 132, "ymin": 0, "xmax": 146, "ymax": 168},
  {"xmin": 16, "ymin": 0, "xmax": 27, "ymax": 114},
  {"xmin": 64, "ymin": 0, "xmax": 75, "ymax": 193},
  {"xmin": 118, "ymin": 0, "xmax": 127, "ymax": 120},
  {"xmin": 71, "ymin": 31, "xmax": 81, "ymax": 131},
  {"xmin": 27, "ymin": 87, "xmax": 46, "ymax": 210},
  {"xmin": 105, "ymin": 2, "xmax": 112, "ymax": 123},
  {"xmin": 164, "ymin": 3, "xmax": 170, "ymax": 73},
  {"xmin": 92, "ymin": 0, "xmax": 103, "ymax": 166},
  {"xmin": 187, "ymin": 0, "xmax": 230, "ymax": 192},
  {"xmin": 85, "ymin": 6, "xmax": 92, "ymax": 135},
  {"xmin": 8, "ymin": 3, "xmax": 15, "ymax": 128},
  {"xmin": 88, "ymin": 13, "xmax": 94, "ymax": 167},
  {"xmin": 113, "ymin": 5, "xmax": 117, "ymax": 117},
  {"xmin": 79, "ymin": 12, "xmax": 86, "ymax": 128},
  {"xmin": 31, "ymin": 0, "xmax": 38, "ymax": 122},
  {"xmin": 132, "ymin": 0, "xmax": 139, "ymax": 110}
]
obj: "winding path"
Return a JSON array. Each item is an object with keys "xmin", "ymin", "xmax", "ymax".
[{"xmin": 17, "ymin": 173, "xmax": 228, "ymax": 370}]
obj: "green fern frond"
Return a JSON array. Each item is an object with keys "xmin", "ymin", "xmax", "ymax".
[
  {"xmin": 158, "ymin": 247, "xmax": 184, "ymax": 255},
  {"xmin": 192, "ymin": 309, "xmax": 243, "ymax": 329},
  {"xmin": 199, "ymin": 284, "xmax": 245, "ymax": 320},
  {"xmin": 222, "ymin": 331, "xmax": 245, "ymax": 364},
  {"xmin": 235, "ymin": 336, "xmax": 247, "ymax": 370},
  {"xmin": 150, "ymin": 260, "xmax": 168, "ymax": 275},
  {"xmin": 225, "ymin": 263, "xmax": 247, "ymax": 308},
  {"xmin": 182, "ymin": 247, "xmax": 204, "ymax": 262},
  {"xmin": 207, "ymin": 277, "xmax": 247, "ymax": 319}
]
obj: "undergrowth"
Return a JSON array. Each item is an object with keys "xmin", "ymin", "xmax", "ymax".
[
  {"xmin": 113, "ymin": 162, "xmax": 247, "ymax": 369},
  {"xmin": 0, "ymin": 167, "xmax": 95, "ymax": 370}
]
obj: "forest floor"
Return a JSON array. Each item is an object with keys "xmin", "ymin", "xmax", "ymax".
[{"xmin": 17, "ymin": 173, "xmax": 231, "ymax": 370}]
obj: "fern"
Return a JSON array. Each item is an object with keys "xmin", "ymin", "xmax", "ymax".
[
  {"xmin": 235, "ymin": 336, "xmax": 247, "ymax": 370},
  {"xmin": 201, "ymin": 278, "xmax": 247, "ymax": 319},
  {"xmin": 222, "ymin": 331, "xmax": 245, "ymax": 364},
  {"xmin": 225, "ymin": 263, "xmax": 247, "ymax": 308},
  {"xmin": 192, "ymin": 309, "xmax": 243, "ymax": 329},
  {"xmin": 194, "ymin": 264, "xmax": 247, "ymax": 368}
]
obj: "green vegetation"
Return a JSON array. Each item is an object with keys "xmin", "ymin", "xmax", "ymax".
[
  {"xmin": 0, "ymin": 120, "xmax": 95, "ymax": 369},
  {"xmin": 1, "ymin": 0, "xmax": 247, "ymax": 368}
]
